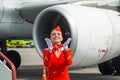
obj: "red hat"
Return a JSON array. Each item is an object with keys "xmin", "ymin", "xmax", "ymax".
[{"xmin": 52, "ymin": 25, "xmax": 62, "ymax": 32}]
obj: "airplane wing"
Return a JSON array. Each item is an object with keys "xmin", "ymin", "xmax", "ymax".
[
  {"xmin": 98, "ymin": 0, "xmax": 120, "ymax": 6},
  {"xmin": 16, "ymin": 0, "xmax": 87, "ymax": 23},
  {"xmin": 16, "ymin": 0, "xmax": 120, "ymax": 23}
]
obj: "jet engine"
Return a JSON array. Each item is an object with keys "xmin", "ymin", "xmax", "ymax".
[{"xmin": 33, "ymin": 4, "xmax": 120, "ymax": 75}]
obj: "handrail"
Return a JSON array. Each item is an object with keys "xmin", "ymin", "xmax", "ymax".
[{"xmin": 0, "ymin": 52, "xmax": 16, "ymax": 80}]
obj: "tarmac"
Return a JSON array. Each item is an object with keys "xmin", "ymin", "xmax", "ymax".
[
  {"xmin": 17, "ymin": 67, "xmax": 120, "ymax": 80},
  {"xmin": 8, "ymin": 48, "xmax": 120, "ymax": 80}
]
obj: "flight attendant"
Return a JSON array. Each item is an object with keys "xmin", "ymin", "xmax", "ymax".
[{"xmin": 43, "ymin": 25, "xmax": 72, "ymax": 80}]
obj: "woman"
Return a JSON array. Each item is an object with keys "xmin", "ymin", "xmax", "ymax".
[{"xmin": 43, "ymin": 25, "xmax": 72, "ymax": 80}]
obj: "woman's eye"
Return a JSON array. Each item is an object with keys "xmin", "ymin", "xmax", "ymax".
[
  {"xmin": 52, "ymin": 33, "xmax": 56, "ymax": 36},
  {"xmin": 58, "ymin": 33, "xmax": 61, "ymax": 35}
]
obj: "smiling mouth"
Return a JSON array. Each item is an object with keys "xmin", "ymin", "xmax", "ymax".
[{"xmin": 54, "ymin": 37, "xmax": 59, "ymax": 40}]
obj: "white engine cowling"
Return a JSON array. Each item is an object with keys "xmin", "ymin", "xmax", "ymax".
[{"xmin": 33, "ymin": 4, "xmax": 120, "ymax": 67}]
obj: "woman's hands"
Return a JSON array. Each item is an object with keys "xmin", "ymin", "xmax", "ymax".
[
  {"xmin": 45, "ymin": 38, "xmax": 53, "ymax": 50},
  {"xmin": 63, "ymin": 38, "xmax": 72, "ymax": 50},
  {"xmin": 45, "ymin": 37, "xmax": 72, "ymax": 50}
]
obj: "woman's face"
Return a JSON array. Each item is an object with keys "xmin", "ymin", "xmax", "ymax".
[{"xmin": 50, "ymin": 30, "xmax": 63, "ymax": 44}]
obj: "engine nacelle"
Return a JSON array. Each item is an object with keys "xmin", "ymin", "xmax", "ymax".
[{"xmin": 33, "ymin": 4, "xmax": 120, "ymax": 67}]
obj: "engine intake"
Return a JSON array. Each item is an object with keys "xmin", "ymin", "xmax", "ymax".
[{"xmin": 33, "ymin": 5, "xmax": 77, "ymax": 57}]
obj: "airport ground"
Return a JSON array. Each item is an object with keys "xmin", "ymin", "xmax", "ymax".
[
  {"xmin": 17, "ymin": 67, "xmax": 120, "ymax": 80},
  {"xmin": 8, "ymin": 48, "xmax": 120, "ymax": 80}
]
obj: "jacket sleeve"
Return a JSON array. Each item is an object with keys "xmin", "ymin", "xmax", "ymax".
[
  {"xmin": 64, "ymin": 49, "xmax": 72, "ymax": 66},
  {"xmin": 43, "ymin": 49, "xmax": 52, "ymax": 67}
]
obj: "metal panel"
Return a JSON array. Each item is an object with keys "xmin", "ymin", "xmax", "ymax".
[
  {"xmin": 0, "ymin": 60, "xmax": 12, "ymax": 80},
  {"xmin": 0, "ymin": 0, "xmax": 3, "ymax": 22}
]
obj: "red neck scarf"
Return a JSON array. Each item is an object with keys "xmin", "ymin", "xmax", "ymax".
[{"xmin": 53, "ymin": 44, "xmax": 63, "ymax": 50}]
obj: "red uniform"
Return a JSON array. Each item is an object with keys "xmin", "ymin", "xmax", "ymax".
[{"xmin": 43, "ymin": 48, "xmax": 72, "ymax": 80}]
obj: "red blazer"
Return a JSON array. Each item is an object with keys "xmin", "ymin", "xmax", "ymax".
[{"xmin": 43, "ymin": 49, "xmax": 72, "ymax": 80}]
